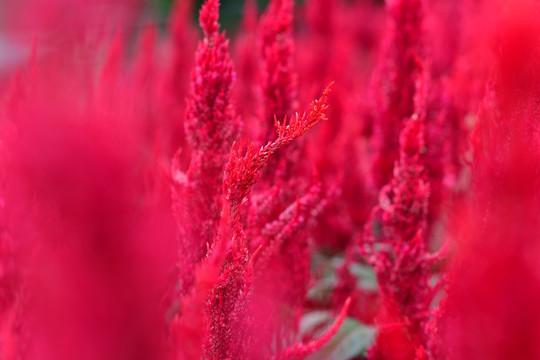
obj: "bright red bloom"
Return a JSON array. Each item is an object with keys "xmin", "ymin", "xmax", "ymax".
[
  {"xmin": 259, "ymin": 0, "xmax": 298, "ymax": 139},
  {"xmin": 171, "ymin": 84, "xmax": 336, "ymax": 360},
  {"xmin": 440, "ymin": 2, "xmax": 540, "ymax": 359},
  {"xmin": 360, "ymin": 72, "xmax": 444, "ymax": 359},
  {"xmin": 171, "ymin": 0, "xmax": 240, "ymax": 294},
  {"xmin": 371, "ymin": 0, "xmax": 425, "ymax": 189}
]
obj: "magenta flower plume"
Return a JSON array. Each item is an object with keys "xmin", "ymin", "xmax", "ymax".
[
  {"xmin": 361, "ymin": 72, "xmax": 444, "ymax": 359},
  {"xmin": 171, "ymin": 0, "xmax": 240, "ymax": 294},
  {"xmin": 259, "ymin": 0, "xmax": 298, "ymax": 139},
  {"xmin": 171, "ymin": 84, "xmax": 333, "ymax": 360},
  {"xmin": 371, "ymin": 0, "xmax": 425, "ymax": 189}
]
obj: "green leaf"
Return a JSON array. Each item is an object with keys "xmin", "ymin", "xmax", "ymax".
[
  {"xmin": 349, "ymin": 263, "xmax": 378, "ymax": 291},
  {"xmin": 300, "ymin": 311, "xmax": 335, "ymax": 336},
  {"xmin": 305, "ymin": 318, "xmax": 376, "ymax": 360},
  {"xmin": 307, "ymin": 276, "xmax": 337, "ymax": 302}
]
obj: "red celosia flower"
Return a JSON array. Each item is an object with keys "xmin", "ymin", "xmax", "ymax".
[
  {"xmin": 440, "ymin": 2, "xmax": 540, "ymax": 359},
  {"xmin": 371, "ymin": 0, "xmax": 425, "ymax": 189},
  {"xmin": 171, "ymin": 0, "xmax": 240, "ymax": 294},
  {"xmin": 1, "ymin": 37, "xmax": 177, "ymax": 360},
  {"xmin": 259, "ymin": 0, "xmax": 298, "ymax": 140},
  {"xmin": 233, "ymin": 0, "xmax": 260, "ymax": 140},
  {"xmin": 171, "ymin": 84, "xmax": 334, "ymax": 360},
  {"xmin": 360, "ymin": 72, "xmax": 444, "ymax": 359}
]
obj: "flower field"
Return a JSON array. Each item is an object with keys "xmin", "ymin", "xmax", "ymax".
[{"xmin": 1, "ymin": 0, "xmax": 539, "ymax": 359}]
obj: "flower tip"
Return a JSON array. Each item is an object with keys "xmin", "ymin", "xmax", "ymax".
[
  {"xmin": 324, "ymin": 81, "xmax": 336, "ymax": 95},
  {"xmin": 342, "ymin": 296, "xmax": 352, "ymax": 314},
  {"xmin": 249, "ymin": 245, "xmax": 263, "ymax": 266},
  {"xmin": 200, "ymin": 0, "xmax": 221, "ymax": 37}
]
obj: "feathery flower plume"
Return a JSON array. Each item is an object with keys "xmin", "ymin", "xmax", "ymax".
[
  {"xmin": 171, "ymin": 0, "xmax": 240, "ymax": 294},
  {"xmin": 171, "ymin": 84, "xmax": 333, "ymax": 360},
  {"xmin": 259, "ymin": 0, "xmax": 298, "ymax": 139},
  {"xmin": 223, "ymin": 83, "xmax": 332, "ymax": 223},
  {"xmin": 1, "ymin": 36, "xmax": 177, "ymax": 360},
  {"xmin": 361, "ymin": 72, "xmax": 443, "ymax": 359},
  {"xmin": 371, "ymin": 0, "xmax": 425, "ymax": 189},
  {"xmin": 441, "ymin": 2, "xmax": 540, "ymax": 358},
  {"xmin": 234, "ymin": 0, "xmax": 260, "ymax": 139}
]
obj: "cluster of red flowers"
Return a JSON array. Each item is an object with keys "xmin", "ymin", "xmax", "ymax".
[{"xmin": 1, "ymin": 0, "xmax": 540, "ymax": 359}]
